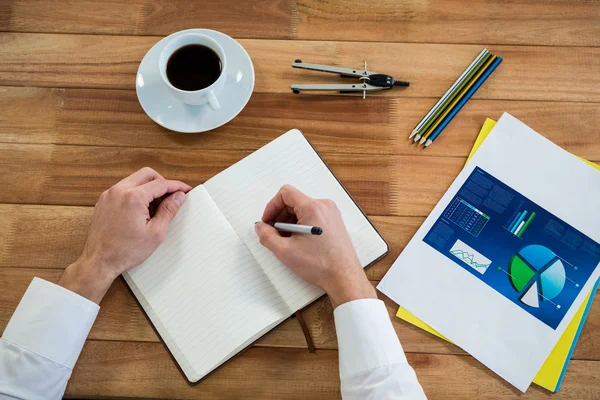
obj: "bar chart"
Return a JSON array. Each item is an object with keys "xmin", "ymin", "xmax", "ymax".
[{"xmin": 506, "ymin": 209, "xmax": 536, "ymax": 237}]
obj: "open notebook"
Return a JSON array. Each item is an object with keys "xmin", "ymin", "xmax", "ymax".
[{"xmin": 123, "ymin": 129, "xmax": 389, "ymax": 383}]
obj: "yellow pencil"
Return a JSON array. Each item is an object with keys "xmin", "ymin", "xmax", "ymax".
[{"xmin": 417, "ymin": 55, "xmax": 498, "ymax": 148}]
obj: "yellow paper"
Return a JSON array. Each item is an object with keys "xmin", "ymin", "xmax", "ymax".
[
  {"xmin": 397, "ymin": 118, "xmax": 600, "ymax": 392},
  {"xmin": 467, "ymin": 118, "xmax": 497, "ymax": 161}
]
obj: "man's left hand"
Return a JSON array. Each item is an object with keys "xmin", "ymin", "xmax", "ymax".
[{"xmin": 58, "ymin": 168, "xmax": 192, "ymax": 304}]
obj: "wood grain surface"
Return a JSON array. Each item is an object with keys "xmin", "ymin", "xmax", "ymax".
[
  {"xmin": 65, "ymin": 342, "xmax": 600, "ymax": 399},
  {"xmin": 2, "ymin": 0, "xmax": 599, "ymax": 46},
  {"xmin": 0, "ymin": 0, "xmax": 599, "ymax": 398},
  {"xmin": 2, "ymin": 87, "xmax": 600, "ymax": 158},
  {"xmin": 1, "ymin": 34, "xmax": 599, "ymax": 102}
]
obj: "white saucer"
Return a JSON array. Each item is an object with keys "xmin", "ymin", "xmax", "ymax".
[{"xmin": 136, "ymin": 29, "xmax": 255, "ymax": 133}]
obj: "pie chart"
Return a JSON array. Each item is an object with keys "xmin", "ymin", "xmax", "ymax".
[{"xmin": 508, "ymin": 245, "xmax": 566, "ymax": 308}]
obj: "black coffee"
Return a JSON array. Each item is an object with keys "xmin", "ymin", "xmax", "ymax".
[{"xmin": 166, "ymin": 44, "xmax": 222, "ymax": 91}]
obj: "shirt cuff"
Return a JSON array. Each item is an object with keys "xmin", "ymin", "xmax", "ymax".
[
  {"xmin": 334, "ymin": 298, "xmax": 407, "ymax": 379},
  {"xmin": 1, "ymin": 277, "xmax": 99, "ymax": 369}
]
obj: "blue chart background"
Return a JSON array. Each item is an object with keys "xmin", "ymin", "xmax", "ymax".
[{"xmin": 423, "ymin": 167, "xmax": 600, "ymax": 329}]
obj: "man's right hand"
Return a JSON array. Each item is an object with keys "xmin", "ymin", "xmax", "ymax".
[{"xmin": 254, "ymin": 185, "xmax": 376, "ymax": 308}]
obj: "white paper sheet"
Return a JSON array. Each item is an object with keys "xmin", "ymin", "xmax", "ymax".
[{"xmin": 378, "ymin": 113, "xmax": 600, "ymax": 391}]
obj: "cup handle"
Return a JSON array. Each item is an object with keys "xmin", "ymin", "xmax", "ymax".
[{"xmin": 207, "ymin": 91, "xmax": 220, "ymax": 111}]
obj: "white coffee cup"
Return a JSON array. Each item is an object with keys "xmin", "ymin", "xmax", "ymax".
[{"xmin": 158, "ymin": 33, "xmax": 226, "ymax": 110}]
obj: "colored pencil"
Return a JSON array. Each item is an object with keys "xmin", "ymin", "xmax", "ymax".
[
  {"xmin": 413, "ymin": 51, "xmax": 492, "ymax": 144},
  {"xmin": 408, "ymin": 48, "xmax": 490, "ymax": 140},
  {"xmin": 417, "ymin": 55, "xmax": 497, "ymax": 147},
  {"xmin": 424, "ymin": 57, "xmax": 503, "ymax": 148}
]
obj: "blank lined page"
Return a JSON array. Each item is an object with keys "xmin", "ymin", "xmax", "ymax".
[
  {"xmin": 204, "ymin": 129, "xmax": 388, "ymax": 312},
  {"xmin": 123, "ymin": 186, "xmax": 288, "ymax": 382}
]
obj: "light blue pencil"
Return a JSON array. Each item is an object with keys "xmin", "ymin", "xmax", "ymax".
[{"xmin": 424, "ymin": 57, "xmax": 503, "ymax": 148}]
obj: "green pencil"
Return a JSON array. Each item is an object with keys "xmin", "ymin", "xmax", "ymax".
[
  {"xmin": 411, "ymin": 49, "xmax": 491, "ymax": 143},
  {"xmin": 413, "ymin": 51, "xmax": 493, "ymax": 143},
  {"xmin": 409, "ymin": 48, "xmax": 490, "ymax": 139}
]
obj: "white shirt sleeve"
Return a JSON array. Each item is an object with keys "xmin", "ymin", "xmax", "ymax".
[
  {"xmin": 0, "ymin": 277, "xmax": 99, "ymax": 400},
  {"xmin": 334, "ymin": 298, "xmax": 427, "ymax": 400}
]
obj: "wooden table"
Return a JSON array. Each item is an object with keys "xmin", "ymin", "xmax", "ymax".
[{"xmin": 1, "ymin": 1, "xmax": 599, "ymax": 398}]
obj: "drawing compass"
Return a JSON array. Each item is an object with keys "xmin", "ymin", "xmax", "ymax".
[{"xmin": 290, "ymin": 59, "xmax": 409, "ymax": 99}]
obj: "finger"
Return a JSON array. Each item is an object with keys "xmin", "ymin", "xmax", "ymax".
[
  {"xmin": 271, "ymin": 208, "xmax": 297, "ymax": 237},
  {"xmin": 261, "ymin": 185, "xmax": 313, "ymax": 223},
  {"xmin": 254, "ymin": 222, "xmax": 288, "ymax": 257},
  {"xmin": 149, "ymin": 191, "xmax": 186, "ymax": 235},
  {"xmin": 136, "ymin": 179, "xmax": 193, "ymax": 204},
  {"xmin": 117, "ymin": 167, "xmax": 163, "ymax": 189},
  {"xmin": 273, "ymin": 206, "xmax": 297, "ymax": 223}
]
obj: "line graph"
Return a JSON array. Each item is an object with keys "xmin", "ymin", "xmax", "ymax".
[
  {"xmin": 450, "ymin": 250, "xmax": 491, "ymax": 270},
  {"xmin": 449, "ymin": 239, "xmax": 492, "ymax": 274}
]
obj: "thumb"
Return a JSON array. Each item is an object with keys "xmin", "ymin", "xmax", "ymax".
[
  {"xmin": 255, "ymin": 222, "xmax": 287, "ymax": 256},
  {"xmin": 151, "ymin": 191, "xmax": 186, "ymax": 235}
]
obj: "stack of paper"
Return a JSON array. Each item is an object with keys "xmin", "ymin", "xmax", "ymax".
[
  {"xmin": 397, "ymin": 118, "xmax": 599, "ymax": 392},
  {"xmin": 378, "ymin": 114, "xmax": 600, "ymax": 391}
]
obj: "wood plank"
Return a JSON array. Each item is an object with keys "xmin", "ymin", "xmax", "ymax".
[
  {"xmin": 0, "ymin": 268, "xmax": 467, "ymax": 354},
  {"xmin": 0, "ymin": 143, "xmax": 50, "ymax": 203},
  {"xmin": 9, "ymin": 87, "xmax": 399, "ymax": 155},
  {"xmin": 70, "ymin": 342, "xmax": 342, "ymax": 399},
  {"xmin": 0, "ymin": 86, "xmax": 57, "ymax": 144},
  {"xmin": 67, "ymin": 341, "xmax": 600, "ymax": 399},
  {"xmin": 0, "ymin": 204, "xmax": 89, "ymax": 268},
  {"xmin": 5, "ymin": 143, "xmax": 597, "ymax": 218},
  {"xmin": 140, "ymin": 0, "xmax": 293, "ymax": 38},
  {"xmin": 0, "ymin": 268, "xmax": 307, "ymax": 346},
  {"xmin": 1, "ymin": 33, "xmax": 599, "ymax": 102},
  {"xmin": 0, "ymin": 143, "xmax": 467, "ymax": 216},
  {"xmin": 0, "ymin": 205, "xmax": 90, "ymax": 268},
  {"xmin": 1, "ymin": 263, "xmax": 598, "ymax": 361},
  {"xmin": 0, "ymin": 1, "xmax": 10, "ymax": 32},
  {"xmin": 4, "ymin": 0, "xmax": 293, "ymax": 39},
  {"xmin": 0, "ymin": 205, "xmax": 420, "ymax": 279},
  {"xmin": 4, "ymin": 0, "xmax": 146, "ymax": 35},
  {"xmin": 0, "ymin": 32, "xmax": 154, "ymax": 89},
  {"xmin": 3, "ymin": 0, "xmax": 600, "ymax": 47},
  {"xmin": 0, "ymin": 205, "xmax": 14, "ymax": 263},
  {"xmin": 2, "ymin": 86, "xmax": 600, "ymax": 159},
  {"xmin": 295, "ymin": 0, "xmax": 600, "ymax": 47},
  {"xmin": 575, "ymin": 293, "xmax": 600, "ymax": 361}
]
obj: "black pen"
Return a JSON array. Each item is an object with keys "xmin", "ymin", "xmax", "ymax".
[{"xmin": 262, "ymin": 222, "xmax": 323, "ymax": 235}]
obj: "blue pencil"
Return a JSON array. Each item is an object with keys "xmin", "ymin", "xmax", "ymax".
[{"xmin": 424, "ymin": 57, "xmax": 503, "ymax": 148}]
